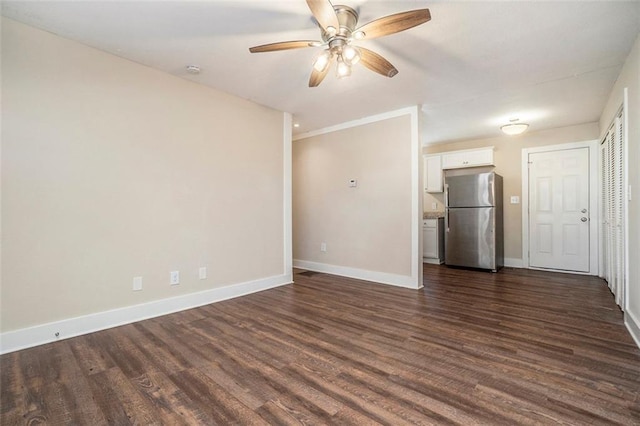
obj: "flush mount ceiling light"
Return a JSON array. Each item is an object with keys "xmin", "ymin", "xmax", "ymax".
[
  {"xmin": 186, "ymin": 65, "xmax": 201, "ymax": 74},
  {"xmin": 501, "ymin": 119, "xmax": 529, "ymax": 135},
  {"xmin": 249, "ymin": 1, "xmax": 431, "ymax": 87}
]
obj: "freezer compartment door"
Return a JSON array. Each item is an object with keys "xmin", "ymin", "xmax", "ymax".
[
  {"xmin": 445, "ymin": 173, "xmax": 495, "ymax": 208},
  {"xmin": 445, "ymin": 207, "xmax": 496, "ymax": 270}
]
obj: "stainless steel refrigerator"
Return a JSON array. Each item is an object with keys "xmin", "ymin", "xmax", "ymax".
[{"xmin": 444, "ymin": 171, "xmax": 503, "ymax": 272}]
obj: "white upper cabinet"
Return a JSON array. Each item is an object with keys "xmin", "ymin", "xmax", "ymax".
[
  {"xmin": 424, "ymin": 155, "xmax": 443, "ymax": 193},
  {"xmin": 424, "ymin": 147, "xmax": 494, "ymax": 193},
  {"xmin": 441, "ymin": 147, "xmax": 494, "ymax": 169}
]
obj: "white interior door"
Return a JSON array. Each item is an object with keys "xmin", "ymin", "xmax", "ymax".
[{"xmin": 528, "ymin": 148, "xmax": 590, "ymax": 272}]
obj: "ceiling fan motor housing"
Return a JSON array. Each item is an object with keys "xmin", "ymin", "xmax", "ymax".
[{"xmin": 322, "ymin": 5, "xmax": 358, "ymax": 42}]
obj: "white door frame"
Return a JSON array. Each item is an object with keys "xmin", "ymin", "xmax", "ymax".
[{"xmin": 521, "ymin": 140, "xmax": 599, "ymax": 275}]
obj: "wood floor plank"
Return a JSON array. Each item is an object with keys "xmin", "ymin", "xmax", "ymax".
[
  {"xmin": 198, "ymin": 361, "xmax": 269, "ymax": 410},
  {"xmin": 135, "ymin": 369, "xmax": 213, "ymax": 425},
  {"xmin": 198, "ymin": 337, "xmax": 342, "ymax": 419},
  {"xmin": 136, "ymin": 319, "xmax": 215, "ymax": 368},
  {"xmin": 169, "ymin": 367, "xmax": 269, "ymax": 425},
  {"xmin": 88, "ymin": 367, "xmax": 164, "ymax": 425},
  {"xmin": 66, "ymin": 332, "xmax": 116, "ymax": 376},
  {"xmin": 39, "ymin": 342, "xmax": 108, "ymax": 425},
  {"xmin": 0, "ymin": 352, "xmax": 25, "ymax": 425},
  {"xmin": 254, "ymin": 398, "xmax": 319, "ymax": 425},
  {"xmin": 15, "ymin": 345, "xmax": 52, "ymax": 424},
  {"xmin": 2, "ymin": 264, "xmax": 639, "ymax": 424},
  {"xmin": 290, "ymin": 361, "xmax": 456, "ymax": 425},
  {"xmin": 336, "ymin": 363, "xmax": 480, "ymax": 425}
]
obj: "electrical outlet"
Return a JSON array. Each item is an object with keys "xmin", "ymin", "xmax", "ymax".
[
  {"xmin": 199, "ymin": 267, "xmax": 207, "ymax": 280},
  {"xmin": 133, "ymin": 276, "xmax": 143, "ymax": 291},
  {"xmin": 510, "ymin": 196, "xmax": 520, "ymax": 204},
  {"xmin": 170, "ymin": 270, "xmax": 180, "ymax": 285},
  {"xmin": 320, "ymin": 242, "xmax": 327, "ymax": 252},
  {"xmin": 431, "ymin": 202, "xmax": 437, "ymax": 210}
]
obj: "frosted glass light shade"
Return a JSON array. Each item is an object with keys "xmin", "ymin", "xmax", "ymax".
[
  {"xmin": 343, "ymin": 45, "xmax": 360, "ymax": 65},
  {"xmin": 501, "ymin": 123, "xmax": 529, "ymax": 135},
  {"xmin": 336, "ymin": 58, "xmax": 351, "ymax": 77},
  {"xmin": 313, "ymin": 50, "xmax": 331, "ymax": 72}
]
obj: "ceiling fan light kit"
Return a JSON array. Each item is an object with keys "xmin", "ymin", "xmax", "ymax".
[
  {"xmin": 313, "ymin": 50, "xmax": 331, "ymax": 72},
  {"xmin": 336, "ymin": 56, "xmax": 351, "ymax": 78},
  {"xmin": 249, "ymin": 0, "xmax": 431, "ymax": 87},
  {"xmin": 342, "ymin": 45, "xmax": 360, "ymax": 65}
]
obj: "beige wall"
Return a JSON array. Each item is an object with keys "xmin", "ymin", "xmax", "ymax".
[
  {"xmin": 1, "ymin": 18, "xmax": 286, "ymax": 332},
  {"xmin": 600, "ymin": 33, "xmax": 640, "ymax": 328},
  {"xmin": 293, "ymin": 115, "xmax": 412, "ymax": 276},
  {"xmin": 423, "ymin": 123, "xmax": 599, "ymax": 261}
]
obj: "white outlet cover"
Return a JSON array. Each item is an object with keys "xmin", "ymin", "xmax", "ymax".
[
  {"xmin": 199, "ymin": 267, "xmax": 207, "ymax": 280},
  {"xmin": 510, "ymin": 196, "xmax": 520, "ymax": 204},
  {"xmin": 320, "ymin": 242, "xmax": 327, "ymax": 252},
  {"xmin": 170, "ymin": 270, "xmax": 180, "ymax": 285},
  {"xmin": 133, "ymin": 276, "xmax": 142, "ymax": 291}
]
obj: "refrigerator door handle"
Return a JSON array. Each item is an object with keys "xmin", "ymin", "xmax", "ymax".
[
  {"xmin": 444, "ymin": 183, "xmax": 449, "ymax": 208},
  {"xmin": 490, "ymin": 179, "xmax": 495, "ymax": 205},
  {"xmin": 446, "ymin": 209, "xmax": 450, "ymax": 232},
  {"xmin": 444, "ymin": 183, "xmax": 450, "ymax": 232}
]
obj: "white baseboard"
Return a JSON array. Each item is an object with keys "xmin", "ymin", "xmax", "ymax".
[
  {"xmin": 504, "ymin": 257, "xmax": 524, "ymax": 268},
  {"xmin": 293, "ymin": 259, "xmax": 420, "ymax": 289},
  {"xmin": 0, "ymin": 273, "xmax": 292, "ymax": 355},
  {"xmin": 624, "ymin": 309, "xmax": 640, "ymax": 350}
]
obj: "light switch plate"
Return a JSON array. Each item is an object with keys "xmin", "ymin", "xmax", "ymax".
[{"xmin": 133, "ymin": 276, "xmax": 142, "ymax": 291}]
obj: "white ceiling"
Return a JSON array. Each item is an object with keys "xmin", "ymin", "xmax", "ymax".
[{"xmin": 2, "ymin": 1, "xmax": 639, "ymax": 144}]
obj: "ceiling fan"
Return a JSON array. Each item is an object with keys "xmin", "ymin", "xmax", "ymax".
[{"xmin": 249, "ymin": 0, "xmax": 431, "ymax": 87}]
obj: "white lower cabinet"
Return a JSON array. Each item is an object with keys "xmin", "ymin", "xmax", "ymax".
[{"xmin": 423, "ymin": 218, "xmax": 444, "ymax": 264}]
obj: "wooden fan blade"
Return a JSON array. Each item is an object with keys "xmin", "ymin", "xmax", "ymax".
[
  {"xmin": 249, "ymin": 40, "xmax": 318, "ymax": 53},
  {"xmin": 358, "ymin": 47, "xmax": 398, "ymax": 78},
  {"xmin": 309, "ymin": 59, "xmax": 332, "ymax": 87},
  {"xmin": 355, "ymin": 9, "xmax": 431, "ymax": 40},
  {"xmin": 306, "ymin": 0, "xmax": 339, "ymax": 33}
]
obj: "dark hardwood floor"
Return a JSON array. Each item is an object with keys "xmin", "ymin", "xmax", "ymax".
[{"xmin": 2, "ymin": 265, "xmax": 639, "ymax": 425}]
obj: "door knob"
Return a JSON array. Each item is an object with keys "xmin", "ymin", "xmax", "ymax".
[
  {"xmin": 581, "ymin": 208, "xmax": 587, "ymax": 213},
  {"xmin": 581, "ymin": 217, "xmax": 588, "ymax": 222}
]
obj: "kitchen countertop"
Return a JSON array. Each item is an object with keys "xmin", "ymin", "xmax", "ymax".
[{"xmin": 423, "ymin": 211, "xmax": 445, "ymax": 219}]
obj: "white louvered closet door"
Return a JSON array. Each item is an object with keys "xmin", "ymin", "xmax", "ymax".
[{"xmin": 600, "ymin": 110, "xmax": 625, "ymax": 308}]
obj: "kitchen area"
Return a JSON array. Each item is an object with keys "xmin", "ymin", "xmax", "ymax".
[{"xmin": 423, "ymin": 146, "xmax": 504, "ymax": 272}]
